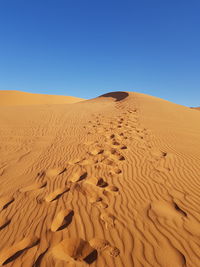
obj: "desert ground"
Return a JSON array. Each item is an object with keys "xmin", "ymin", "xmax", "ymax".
[{"xmin": 0, "ymin": 90, "xmax": 200, "ymax": 267}]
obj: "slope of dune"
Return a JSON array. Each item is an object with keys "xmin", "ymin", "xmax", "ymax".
[
  {"xmin": 192, "ymin": 107, "xmax": 200, "ymax": 110},
  {"xmin": 0, "ymin": 91, "xmax": 200, "ymax": 267},
  {"xmin": 0, "ymin": 90, "xmax": 84, "ymax": 106}
]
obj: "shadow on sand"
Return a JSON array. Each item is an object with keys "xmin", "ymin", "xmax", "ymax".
[{"xmin": 99, "ymin": 91, "xmax": 129, "ymax": 102}]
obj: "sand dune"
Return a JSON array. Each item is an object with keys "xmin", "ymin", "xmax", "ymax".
[
  {"xmin": 193, "ymin": 107, "xmax": 200, "ymax": 111},
  {"xmin": 0, "ymin": 90, "xmax": 200, "ymax": 266},
  {"xmin": 0, "ymin": 90, "xmax": 84, "ymax": 106}
]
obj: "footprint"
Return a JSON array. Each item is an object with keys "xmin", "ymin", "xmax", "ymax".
[
  {"xmin": 102, "ymin": 158, "xmax": 116, "ymax": 166},
  {"xmin": 93, "ymin": 201, "xmax": 108, "ymax": 209},
  {"xmin": 114, "ymin": 168, "xmax": 122, "ymax": 174},
  {"xmin": 45, "ymin": 167, "xmax": 67, "ymax": 178},
  {"xmin": 117, "ymin": 155, "xmax": 125, "ymax": 161},
  {"xmin": 150, "ymin": 150, "xmax": 167, "ymax": 160},
  {"xmin": 0, "ymin": 236, "xmax": 39, "ymax": 265},
  {"xmin": 100, "ymin": 212, "xmax": 115, "ymax": 229},
  {"xmin": 70, "ymin": 169, "xmax": 88, "ymax": 182},
  {"xmin": 112, "ymin": 140, "xmax": 121, "ymax": 146},
  {"xmin": 84, "ymin": 184, "xmax": 103, "ymax": 204},
  {"xmin": 89, "ymin": 148, "xmax": 104, "ymax": 156},
  {"xmin": 96, "ymin": 178, "xmax": 108, "ymax": 188},
  {"xmin": 51, "ymin": 209, "xmax": 74, "ymax": 232},
  {"xmin": 104, "ymin": 246, "xmax": 120, "ymax": 257},
  {"xmin": 19, "ymin": 182, "xmax": 47, "ymax": 193},
  {"xmin": 109, "ymin": 148, "xmax": 119, "ymax": 155},
  {"xmin": 0, "ymin": 217, "xmax": 11, "ymax": 231},
  {"xmin": 52, "ymin": 237, "xmax": 97, "ymax": 264},
  {"xmin": 45, "ymin": 188, "xmax": 69, "ymax": 202},
  {"xmin": 110, "ymin": 134, "xmax": 115, "ymax": 139},
  {"xmin": 85, "ymin": 177, "xmax": 108, "ymax": 188},
  {"xmin": 89, "ymin": 238, "xmax": 120, "ymax": 258},
  {"xmin": 109, "ymin": 168, "xmax": 122, "ymax": 176},
  {"xmin": 109, "ymin": 149, "xmax": 125, "ymax": 161},
  {"xmin": 71, "ymin": 183, "xmax": 103, "ymax": 204},
  {"xmin": 104, "ymin": 185, "xmax": 119, "ymax": 193},
  {"xmin": 88, "ymin": 195, "xmax": 103, "ymax": 204},
  {"xmin": 0, "ymin": 196, "xmax": 14, "ymax": 211}
]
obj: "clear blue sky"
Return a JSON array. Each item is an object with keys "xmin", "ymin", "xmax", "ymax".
[{"xmin": 0, "ymin": 0, "xmax": 200, "ymax": 106}]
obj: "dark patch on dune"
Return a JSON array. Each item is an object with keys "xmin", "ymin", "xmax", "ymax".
[
  {"xmin": 190, "ymin": 107, "xmax": 200, "ymax": 111},
  {"xmin": 100, "ymin": 92, "xmax": 129, "ymax": 102}
]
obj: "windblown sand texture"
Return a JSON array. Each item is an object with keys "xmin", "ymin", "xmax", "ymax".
[{"xmin": 0, "ymin": 90, "xmax": 200, "ymax": 266}]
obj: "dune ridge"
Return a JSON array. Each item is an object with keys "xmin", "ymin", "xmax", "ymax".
[
  {"xmin": 0, "ymin": 90, "xmax": 84, "ymax": 106},
  {"xmin": 0, "ymin": 90, "xmax": 200, "ymax": 266}
]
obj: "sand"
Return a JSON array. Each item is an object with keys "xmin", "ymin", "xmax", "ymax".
[
  {"xmin": 0, "ymin": 90, "xmax": 84, "ymax": 106},
  {"xmin": 0, "ymin": 90, "xmax": 199, "ymax": 266}
]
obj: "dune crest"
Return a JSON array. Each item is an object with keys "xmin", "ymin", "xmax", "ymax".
[
  {"xmin": 0, "ymin": 90, "xmax": 200, "ymax": 266},
  {"xmin": 0, "ymin": 90, "xmax": 84, "ymax": 106}
]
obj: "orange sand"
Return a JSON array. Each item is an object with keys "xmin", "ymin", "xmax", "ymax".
[
  {"xmin": 0, "ymin": 90, "xmax": 83, "ymax": 106},
  {"xmin": 0, "ymin": 90, "xmax": 199, "ymax": 266}
]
